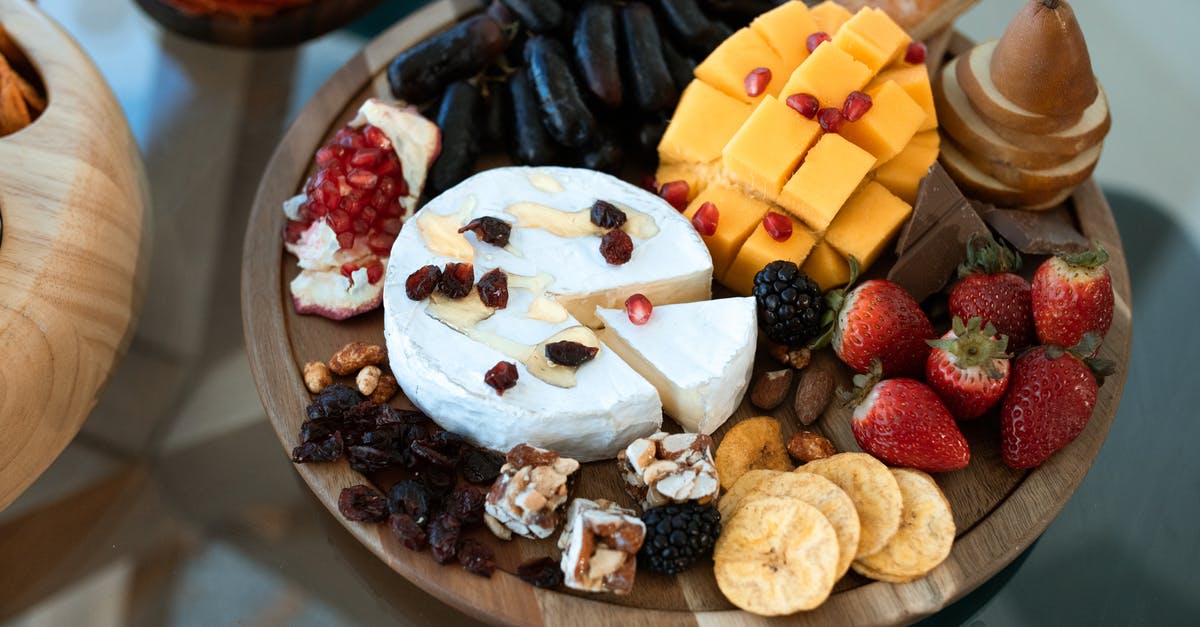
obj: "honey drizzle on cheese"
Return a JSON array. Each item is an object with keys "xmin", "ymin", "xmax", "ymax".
[
  {"xmin": 417, "ymin": 196, "xmax": 476, "ymax": 261},
  {"xmin": 505, "ymin": 201, "xmax": 660, "ymax": 240}
]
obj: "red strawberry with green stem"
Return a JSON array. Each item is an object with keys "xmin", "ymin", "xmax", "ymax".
[
  {"xmin": 846, "ymin": 361, "xmax": 971, "ymax": 473},
  {"xmin": 926, "ymin": 316, "xmax": 1011, "ymax": 420},
  {"xmin": 1001, "ymin": 333, "xmax": 1115, "ymax": 469},
  {"xmin": 949, "ymin": 235, "xmax": 1034, "ymax": 351},
  {"xmin": 1031, "ymin": 243, "xmax": 1114, "ymax": 351},
  {"xmin": 818, "ymin": 258, "xmax": 935, "ymax": 377}
]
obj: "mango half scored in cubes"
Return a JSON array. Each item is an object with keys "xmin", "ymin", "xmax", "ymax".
[{"xmin": 655, "ymin": 1, "xmax": 940, "ymax": 296}]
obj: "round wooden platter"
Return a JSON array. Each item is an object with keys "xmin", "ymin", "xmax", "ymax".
[
  {"xmin": 242, "ymin": 1, "xmax": 1133, "ymax": 624},
  {"xmin": 133, "ymin": 0, "xmax": 382, "ymax": 48},
  {"xmin": 0, "ymin": 0, "xmax": 150, "ymax": 510}
]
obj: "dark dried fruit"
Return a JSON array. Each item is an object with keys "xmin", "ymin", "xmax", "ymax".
[
  {"xmin": 458, "ymin": 216, "xmax": 513, "ymax": 247},
  {"xmin": 484, "ymin": 361, "xmax": 519, "ymax": 395},
  {"xmin": 545, "ymin": 340, "xmax": 599, "ymax": 366},
  {"xmin": 507, "ymin": 443, "xmax": 558, "ymax": 469},
  {"xmin": 387, "ymin": 479, "xmax": 433, "ymax": 525},
  {"xmin": 419, "ymin": 464, "xmax": 457, "ymax": 494},
  {"xmin": 338, "ymin": 485, "xmax": 389, "ymax": 523},
  {"xmin": 460, "ymin": 448, "xmax": 506, "ymax": 483},
  {"xmin": 299, "ymin": 420, "xmax": 334, "ymax": 444},
  {"xmin": 305, "ymin": 383, "xmax": 366, "ymax": 421},
  {"xmin": 411, "ymin": 439, "xmax": 456, "ymax": 469},
  {"xmin": 599, "ymin": 228, "xmax": 633, "ymax": 265},
  {"xmin": 290, "ymin": 432, "xmax": 342, "ymax": 463},
  {"xmin": 456, "ymin": 538, "xmax": 497, "ymax": 577},
  {"xmin": 476, "ymin": 268, "xmax": 509, "ymax": 309},
  {"xmin": 405, "ymin": 264, "xmax": 442, "ymax": 301},
  {"xmin": 390, "ymin": 513, "xmax": 429, "ymax": 551},
  {"xmin": 428, "ymin": 513, "xmax": 463, "ymax": 564},
  {"xmin": 447, "ymin": 486, "xmax": 486, "ymax": 525},
  {"xmin": 437, "ymin": 262, "xmax": 474, "ymax": 298},
  {"xmin": 346, "ymin": 445, "xmax": 403, "ymax": 473},
  {"xmin": 590, "ymin": 200, "xmax": 627, "ymax": 229},
  {"xmin": 517, "ymin": 557, "xmax": 564, "ymax": 588}
]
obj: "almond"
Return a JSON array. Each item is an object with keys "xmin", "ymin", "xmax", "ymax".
[
  {"xmin": 793, "ymin": 361, "xmax": 835, "ymax": 426},
  {"xmin": 750, "ymin": 369, "xmax": 794, "ymax": 410}
]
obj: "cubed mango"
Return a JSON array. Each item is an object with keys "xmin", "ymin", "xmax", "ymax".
[
  {"xmin": 722, "ymin": 95, "xmax": 821, "ymax": 200},
  {"xmin": 751, "ymin": 1, "xmax": 819, "ymax": 69},
  {"xmin": 694, "ymin": 28, "xmax": 788, "ymax": 105},
  {"xmin": 659, "ymin": 80, "xmax": 755, "ymax": 165},
  {"xmin": 780, "ymin": 41, "xmax": 872, "ymax": 113},
  {"xmin": 810, "ymin": 1, "xmax": 853, "ymax": 35},
  {"xmin": 724, "ymin": 213, "xmax": 817, "ymax": 295},
  {"xmin": 801, "ymin": 240, "xmax": 852, "ymax": 292},
  {"xmin": 777, "ymin": 133, "xmax": 876, "ymax": 232},
  {"xmin": 654, "ymin": 162, "xmax": 713, "ymax": 203},
  {"xmin": 824, "ymin": 181, "xmax": 912, "ymax": 270},
  {"xmin": 839, "ymin": 80, "xmax": 925, "ymax": 165},
  {"xmin": 874, "ymin": 131, "xmax": 940, "ymax": 203},
  {"xmin": 834, "ymin": 8, "xmax": 909, "ymax": 72},
  {"xmin": 870, "ymin": 64, "xmax": 938, "ymax": 132},
  {"xmin": 683, "ymin": 183, "xmax": 770, "ymax": 278}
]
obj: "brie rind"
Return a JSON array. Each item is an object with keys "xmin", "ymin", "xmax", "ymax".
[
  {"xmin": 596, "ymin": 297, "xmax": 757, "ymax": 434},
  {"xmin": 384, "ymin": 167, "xmax": 714, "ymax": 461}
]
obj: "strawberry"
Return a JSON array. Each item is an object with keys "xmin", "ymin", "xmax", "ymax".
[
  {"xmin": 949, "ymin": 236, "xmax": 1034, "ymax": 350},
  {"xmin": 830, "ymin": 278, "xmax": 935, "ymax": 377},
  {"xmin": 925, "ymin": 316, "xmax": 1011, "ymax": 419},
  {"xmin": 847, "ymin": 363, "xmax": 970, "ymax": 472},
  {"xmin": 1000, "ymin": 334, "xmax": 1113, "ymax": 469},
  {"xmin": 1031, "ymin": 244, "xmax": 1114, "ymax": 350}
]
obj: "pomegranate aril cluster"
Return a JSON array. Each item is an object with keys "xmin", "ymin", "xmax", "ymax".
[
  {"xmin": 293, "ymin": 384, "xmax": 502, "ymax": 578},
  {"xmin": 290, "ymin": 124, "xmax": 409, "ymax": 267}
]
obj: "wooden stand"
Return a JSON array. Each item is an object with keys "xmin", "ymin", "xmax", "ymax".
[
  {"xmin": 242, "ymin": 2, "xmax": 1132, "ymax": 624},
  {"xmin": 0, "ymin": 0, "xmax": 150, "ymax": 510}
]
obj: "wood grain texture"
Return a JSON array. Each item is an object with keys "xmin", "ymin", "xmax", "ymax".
[
  {"xmin": 241, "ymin": 5, "xmax": 1132, "ymax": 624},
  {"xmin": 0, "ymin": 0, "xmax": 150, "ymax": 511}
]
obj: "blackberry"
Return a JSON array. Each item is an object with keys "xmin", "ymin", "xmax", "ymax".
[
  {"xmin": 753, "ymin": 261, "xmax": 825, "ymax": 346},
  {"xmin": 638, "ymin": 503, "xmax": 721, "ymax": 575}
]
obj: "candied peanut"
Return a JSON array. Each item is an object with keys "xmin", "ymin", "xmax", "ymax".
[
  {"xmin": 787, "ymin": 431, "xmax": 836, "ymax": 464},
  {"xmin": 303, "ymin": 361, "xmax": 333, "ymax": 394},
  {"xmin": 328, "ymin": 341, "xmax": 386, "ymax": 375},
  {"xmin": 356, "ymin": 365, "xmax": 382, "ymax": 396},
  {"xmin": 370, "ymin": 374, "xmax": 399, "ymax": 404}
]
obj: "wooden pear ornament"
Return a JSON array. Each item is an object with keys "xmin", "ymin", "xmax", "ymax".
[{"xmin": 989, "ymin": 0, "xmax": 1098, "ymax": 117}]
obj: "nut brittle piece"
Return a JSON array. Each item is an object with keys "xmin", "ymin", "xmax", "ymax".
[
  {"xmin": 484, "ymin": 444, "xmax": 579, "ymax": 540},
  {"xmin": 557, "ymin": 498, "xmax": 646, "ymax": 594},
  {"xmin": 618, "ymin": 432, "xmax": 719, "ymax": 510}
]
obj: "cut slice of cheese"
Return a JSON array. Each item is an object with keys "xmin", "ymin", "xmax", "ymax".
[{"xmin": 596, "ymin": 297, "xmax": 757, "ymax": 434}]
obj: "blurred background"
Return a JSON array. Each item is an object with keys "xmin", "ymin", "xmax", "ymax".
[{"xmin": 1, "ymin": 1, "xmax": 1197, "ymax": 625}]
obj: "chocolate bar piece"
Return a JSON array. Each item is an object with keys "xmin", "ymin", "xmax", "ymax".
[
  {"xmin": 888, "ymin": 199, "xmax": 990, "ymax": 303},
  {"xmin": 975, "ymin": 202, "xmax": 1089, "ymax": 255},
  {"xmin": 895, "ymin": 163, "xmax": 962, "ymax": 255}
]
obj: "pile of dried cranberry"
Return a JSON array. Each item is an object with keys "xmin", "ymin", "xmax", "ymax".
[{"xmin": 292, "ymin": 383, "xmax": 506, "ymax": 577}]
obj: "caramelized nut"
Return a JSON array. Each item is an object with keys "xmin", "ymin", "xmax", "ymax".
[
  {"xmin": 793, "ymin": 360, "xmax": 836, "ymax": 426},
  {"xmin": 787, "ymin": 431, "xmax": 836, "ymax": 464},
  {"xmin": 328, "ymin": 341, "xmax": 386, "ymax": 375},
  {"xmin": 302, "ymin": 361, "xmax": 333, "ymax": 394},
  {"xmin": 750, "ymin": 369, "xmax": 794, "ymax": 410},
  {"xmin": 370, "ymin": 374, "xmax": 399, "ymax": 404},
  {"xmin": 356, "ymin": 365, "xmax": 382, "ymax": 396},
  {"xmin": 767, "ymin": 342, "xmax": 812, "ymax": 369}
]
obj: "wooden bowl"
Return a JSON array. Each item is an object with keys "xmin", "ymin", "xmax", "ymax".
[
  {"xmin": 134, "ymin": 0, "xmax": 383, "ymax": 48},
  {"xmin": 0, "ymin": 0, "xmax": 150, "ymax": 509},
  {"xmin": 241, "ymin": 1, "xmax": 1133, "ymax": 623}
]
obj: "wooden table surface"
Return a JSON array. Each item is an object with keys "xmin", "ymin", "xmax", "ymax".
[{"xmin": 1, "ymin": 1, "xmax": 1197, "ymax": 625}]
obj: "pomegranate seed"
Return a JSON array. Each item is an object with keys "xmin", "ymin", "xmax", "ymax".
[
  {"xmin": 365, "ymin": 259, "xmax": 385, "ymax": 284},
  {"xmin": 341, "ymin": 192, "xmax": 365, "ymax": 217},
  {"xmin": 640, "ymin": 174, "xmax": 658, "ymax": 193},
  {"xmin": 763, "ymin": 212, "xmax": 793, "ymax": 242},
  {"xmin": 396, "ymin": 174, "xmax": 410, "ymax": 197},
  {"xmin": 340, "ymin": 263, "xmax": 359, "ymax": 278},
  {"xmin": 806, "ymin": 31, "xmax": 831, "ymax": 53},
  {"xmin": 336, "ymin": 232, "xmax": 356, "ymax": 250},
  {"xmin": 625, "ymin": 294, "xmax": 653, "ymax": 325},
  {"xmin": 484, "ymin": 361, "xmax": 519, "ymax": 396},
  {"xmin": 347, "ymin": 168, "xmax": 378, "ymax": 190},
  {"xmin": 659, "ymin": 180, "xmax": 690, "ymax": 212},
  {"xmin": 380, "ymin": 218, "xmax": 402, "ymax": 235},
  {"xmin": 362, "ymin": 206, "xmax": 378, "ymax": 225},
  {"xmin": 378, "ymin": 176, "xmax": 397, "ymax": 198},
  {"xmin": 842, "ymin": 90, "xmax": 873, "ymax": 122},
  {"xmin": 376, "ymin": 156, "xmax": 400, "ymax": 177},
  {"xmin": 905, "ymin": 41, "xmax": 927, "ymax": 64},
  {"xmin": 692, "ymin": 201, "xmax": 718, "ymax": 236},
  {"xmin": 316, "ymin": 145, "xmax": 342, "ymax": 167},
  {"xmin": 352, "ymin": 219, "xmax": 370, "ymax": 235},
  {"xmin": 368, "ymin": 232, "xmax": 396, "ymax": 254},
  {"xmin": 744, "ymin": 67, "xmax": 771, "ymax": 97},
  {"xmin": 284, "ymin": 220, "xmax": 308, "ymax": 243},
  {"xmin": 350, "ymin": 147, "xmax": 382, "ymax": 168},
  {"xmin": 327, "ymin": 210, "xmax": 352, "ymax": 233},
  {"xmin": 786, "ymin": 93, "xmax": 820, "ymax": 119},
  {"xmin": 818, "ymin": 107, "xmax": 844, "ymax": 133},
  {"xmin": 364, "ymin": 125, "xmax": 392, "ymax": 150}
]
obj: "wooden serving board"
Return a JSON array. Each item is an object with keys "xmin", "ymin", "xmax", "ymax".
[
  {"xmin": 0, "ymin": 0, "xmax": 150, "ymax": 510},
  {"xmin": 242, "ymin": 1, "xmax": 1133, "ymax": 623}
]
